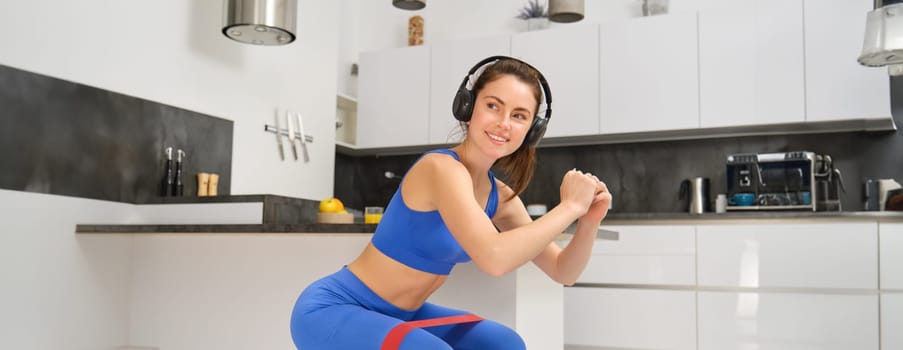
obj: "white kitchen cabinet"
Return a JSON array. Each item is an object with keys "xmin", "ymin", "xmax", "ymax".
[
  {"xmin": 804, "ymin": 0, "xmax": 891, "ymax": 122},
  {"xmin": 429, "ymin": 35, "xmax": 510, "ymax": 145},
  {"xmin": 698, "ymin": 0, "xmax": 805, "ymax": 127},
  {"xmin": 697, "ymin": 222, "xmax": 878, "ymax": 289},
  {"xmin": 357, "ymin": 45, "xmax": 430, "ymax": 148},
  {"xmin": 881, "ymin": 223, "xmax": 903, "ymax": 290},
  {"xmin": 600, "ymin": 13, "xmax": 699, "ymax": 134},
  {"xmin": 883, "ymin": 294, "xmax": 903, "ymax": 350},
  {"xmin": 578, "ymin": 225, "xmax": 695, "ymax": 285},
  {"xmin": 511, "ymin": 24, "xmax": 599, "ymax": 138},
  {"xmin": 565, "ymin": 287, "xmax": 696, "ymax": 350},
  {"xmin": 698, "ymin": 291, "xmax": 879, "ymax": 350}
]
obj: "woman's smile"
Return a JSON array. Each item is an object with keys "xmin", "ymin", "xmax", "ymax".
[{"xmin": 485, "ymin": 131, "xmax": 509, "ymax": 145}]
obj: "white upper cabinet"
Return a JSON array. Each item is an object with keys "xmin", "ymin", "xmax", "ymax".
[
  {"xmin": 429, "ymin": 35, "xmax": 511, "ymax": 145},
  {"xmin": 357, "ymin": 45, "xmax": 430, "ymax": 148},
  {"xmin": 600, "ymin": 13, "xmax": 700, "ymax": 134},
  {"xmin": 698, "ymin": 0, "xmax": 805, "ymax": 127},
  {"xmin": 804, "ymin": 0, "xmax": 891, "ymax": 121},
  {"xmin": 512, "ymin": 24, "xmax": 600, "ymax": 138}
]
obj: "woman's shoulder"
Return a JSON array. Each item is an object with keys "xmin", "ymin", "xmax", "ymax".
[
  {"xmin": 402, "ymin": 150, "xmax": 470, "ymax": 210},
  {"xmin": 494, "ymin": 177, "xmax": 514, "ymax": 197},
  {"xmin": 410, "ymin": 152, "xmax": 467, "ymax": 180}
]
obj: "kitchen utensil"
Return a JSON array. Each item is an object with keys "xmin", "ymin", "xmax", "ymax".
[
  {"xmin": 887, "ymin": 188, "xmax": 903, "ymax": 210},
  {"xmin": 161, "ymin": 147, "xmax": 174, "ymax": 196},
  {"xmin": 175, "ymin": 149, "xmax": 186, "ymax": 196},
  {"xmin": 878, "ymin": 179, "xmax": 902, "ymax": 211},
  {"xmin": 814, "ymin": 154, "xmax": 845, "ymax": 212},
  {"xmin": 286, "ymin": 110, "xmax": 298, "ymax": 160},
  {"xmin": 864, "ymin": 178, "xmax": 879, "ymax": 211},
  {"xmin": 274, "ymin": 112, "xmax": 285, "ymax": 161},
  {"xmin": 679, "ymin": 177, "xmax": 710, "ymax": 214},
  {"xmin": 295, "ymin": 112, "xmax": 309, "ymax": 162}
]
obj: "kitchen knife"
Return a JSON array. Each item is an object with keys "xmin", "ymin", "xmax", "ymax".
[
  {"xmin": 274, "ymin": 112, "xmax": 285, "ymax": 161},
  {"xmin": 295, "ymin": 112, "xmax": 310, "ymax": 162},
  {"xmin": 286, "ymin": 110, "xmax": 298, "ymax": 160}
]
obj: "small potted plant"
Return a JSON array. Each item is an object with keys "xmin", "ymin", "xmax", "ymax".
[{"xmin": 516, "ymin": 0, "xmax": 549, "ymax": 31}]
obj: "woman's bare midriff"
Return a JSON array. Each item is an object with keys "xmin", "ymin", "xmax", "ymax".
[{"xmin": 346, "ymin": 243, "xmax": 448, "ymax": 311}]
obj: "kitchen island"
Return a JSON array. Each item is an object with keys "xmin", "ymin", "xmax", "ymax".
[{"xmin": 75, "ymin": 211, "xmax": 903, "ymax": 350}]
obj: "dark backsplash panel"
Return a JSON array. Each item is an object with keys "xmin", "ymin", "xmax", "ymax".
[
  {"xmin": 336, "ymin": 77, "xmax": 903, "ymax": 213},
  {"xmin": 0, "ymin": 64, "xmax": 233, "ymax": 203}
]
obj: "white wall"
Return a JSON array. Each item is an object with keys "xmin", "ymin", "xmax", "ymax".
[
  {"xmin": 0, "ymin": 0, "xmax": 339, "ymax": 201},
  {"xmin": 0, "ymin": 189, "xmax": 134, "ymax": 350},
  {"xmin": 0, "ymin": 4, "xmax": 341, "ymax": 348}
]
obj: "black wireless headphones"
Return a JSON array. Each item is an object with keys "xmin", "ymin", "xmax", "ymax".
[{"xmin": 451, "ymin": 55, "xmax": 553, "ymax": 147}]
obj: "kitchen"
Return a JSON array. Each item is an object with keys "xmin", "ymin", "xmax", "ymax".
[{"xmin": 2, "ymin": 0, "xmax": 902, "ymax": 349}]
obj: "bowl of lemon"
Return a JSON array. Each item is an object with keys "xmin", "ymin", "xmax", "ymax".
[{"xmin": 316, "ymin": 197, "xmax": 354, "ymax": 224}]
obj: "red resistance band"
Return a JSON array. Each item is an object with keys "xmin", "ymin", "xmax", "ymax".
[{"xmin": 380, "ymin": 313, "xmax": 484, "ymax": 350}]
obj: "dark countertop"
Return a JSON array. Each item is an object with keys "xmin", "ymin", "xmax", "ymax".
[
  {"xmin": 76, "ymin": 223, "xmax": 376, "ymax": 234},
  {"xmin": 602, "ymin": 210, "xmax": 903, "ymax": 223},
  {"xmin": 75, "ymin": 210, "xmax": 903, "ymax": 234}
]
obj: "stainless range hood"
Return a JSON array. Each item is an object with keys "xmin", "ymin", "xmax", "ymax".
[
  {"xmin": 859, "ymin": 0, "xmax": 903, "ymax": 75},
  {"xmin": 222, "ymin": 0, "xmax": 297, "ymax": 46}
]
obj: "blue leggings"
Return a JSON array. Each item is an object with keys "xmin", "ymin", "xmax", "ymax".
[{"xmin": 290, "ymin": 266, "xmax": 526, "ymax": 350}]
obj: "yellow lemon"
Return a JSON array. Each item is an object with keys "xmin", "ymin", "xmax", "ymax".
[{"xmin": 319, "ymin": 198, "xmax": 345, "ymax": 213}]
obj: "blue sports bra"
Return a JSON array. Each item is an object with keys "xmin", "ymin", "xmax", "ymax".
[{"xmin": 371, "ymin": 149, "xmax": 499, "ymax": 275}]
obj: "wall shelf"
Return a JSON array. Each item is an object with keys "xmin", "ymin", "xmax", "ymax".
[{"xmin": 336, "ymin": 93, "xmax": 357, "ymax": 112}]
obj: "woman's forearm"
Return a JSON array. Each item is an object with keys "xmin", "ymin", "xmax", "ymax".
[
  {"xmin": 483, "ymin": 203, "xmax": 582, "ymax": 276},
  {"xmin": 553, "ymin": 218, "xmax": 599, "ymax": 285}
]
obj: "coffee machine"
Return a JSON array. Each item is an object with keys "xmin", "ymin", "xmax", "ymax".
[{"xmin": 725, "ymin": 151, "xmax": 845, "ymax": 211}]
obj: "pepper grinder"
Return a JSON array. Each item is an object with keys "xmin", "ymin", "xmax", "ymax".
[
  {"xmin": 175, "ymin": 149, "xmax": 186, "ymax": 196},
  {"xmin": 160, "ymin": 147, "xmax": 174, "ymax": 196}
]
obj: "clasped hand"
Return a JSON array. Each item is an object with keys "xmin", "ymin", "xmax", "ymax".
[{"xmin": 560, "ymin": 169, "xmax": 612, "ymax": 224}]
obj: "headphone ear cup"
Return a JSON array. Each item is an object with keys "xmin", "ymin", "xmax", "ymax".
[
  {"xmin": 524, "ymin": 116, "xmax": 549, "ymax": 147},
  {"xmin": 452, "ymin": 88, "xmax": 474, "ymax": 122}
]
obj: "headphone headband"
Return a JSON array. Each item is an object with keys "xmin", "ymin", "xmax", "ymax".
[
  {"xmin": 456, "ymin": 55, "xmax": 552, "ymax": 122},
  {"xmin": 451, "ymin": 56, "xmax": 553, "ymax": 147}
]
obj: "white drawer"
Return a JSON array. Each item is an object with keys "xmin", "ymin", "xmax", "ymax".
[
  {"xmin": 565, "ymin": 287, "xmax": 696, "ymax": 350},
  {"xmin": 578, "ymin": 225, "xmax": 696, "ymax": 285},
  {"xmin": 880, "ymin": 223, "xmax": 903, "ymax": 290},
  {"xmin": 882, "ymin": 293, "xmax": 903, "ymax": 350},
  {"xmin": 697, "ymin": 223, "xmax": 878, "ymax": 289},
  {"xmin": 699, "ymin": 291, "xmax": 879, "ymax": 350},
  {"xmin": 593, "ymin": 225, "xmax": 695, "ymax": 255},
  {"xmin": 579, "ymin": 255, "xmax": 695, "ymax": 285}
]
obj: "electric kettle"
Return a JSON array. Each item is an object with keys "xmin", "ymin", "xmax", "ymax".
[{"xmin": 679, "ymin": 177, "xmax": 711, "ymax": 214}]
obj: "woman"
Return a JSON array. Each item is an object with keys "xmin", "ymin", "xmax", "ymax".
[{"xmin": 290, "ymin": 56, "xmax": 612, "ymax": 349}]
